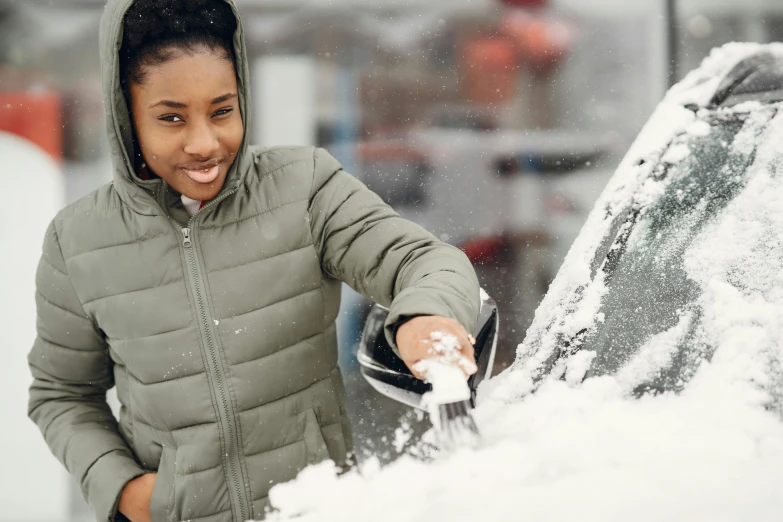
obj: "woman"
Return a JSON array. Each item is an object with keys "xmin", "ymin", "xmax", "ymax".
[{"xmin": 27, "ymin": 1, "xmax": 480, "ymax": 521}]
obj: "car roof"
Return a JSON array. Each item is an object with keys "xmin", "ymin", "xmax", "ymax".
[{"xmin": 709, "ymin": 52, "xmax": 783, "ymax": 108}]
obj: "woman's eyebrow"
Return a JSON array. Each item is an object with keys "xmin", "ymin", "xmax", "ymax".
[
  {"xmin": 149, "ymin": 100, "xmax": 187, "ymax": 109},
  {"xmin": 211, "ymin": 93, "xmax": 237, "ymax": 104},
  {"xmin": 148, "ymin": 94, "xmax": 236, "ymax": 110}
]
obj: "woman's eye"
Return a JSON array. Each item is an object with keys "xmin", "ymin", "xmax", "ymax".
[
  {"xmin": 160, "ymin": 115, "xmax": 183, "ymax": 123},
  {"xmin": 214, "ymin": 108, "xmax": 234, "ymax": 117}
]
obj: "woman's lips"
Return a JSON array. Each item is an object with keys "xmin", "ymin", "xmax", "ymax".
[{"xmin": 181, "ymin": 163, "xmax": 221, "ymax": 184}]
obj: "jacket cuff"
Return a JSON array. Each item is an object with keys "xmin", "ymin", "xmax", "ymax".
[
  {"xmin": 85, "ymin": 451, "xmax": 146, "ymax": 522},
  {"xmin": 383, "ymin": 313, "xmax": 428, "ymax": 358}
]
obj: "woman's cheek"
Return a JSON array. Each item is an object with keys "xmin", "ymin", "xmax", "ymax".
[{"xmin": 150, "ymin": 129, "xmax": 179, "ymax": 163}]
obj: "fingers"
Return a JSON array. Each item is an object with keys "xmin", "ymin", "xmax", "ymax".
[
  {"xmin": 446, "ymin": 318, "xmax": 477, "ymax": 377},
  {"xmin": 456, "ymin": 330, "xmax": 478, "ymax": 377},
  {"xmin": 408, "ymin": 363, "xmax": 427, "ymax": 381}
]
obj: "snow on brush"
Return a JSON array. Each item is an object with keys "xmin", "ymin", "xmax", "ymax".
[{"xmin": 264, "ymin": 45, "xmax": 783, "ymax": 522}]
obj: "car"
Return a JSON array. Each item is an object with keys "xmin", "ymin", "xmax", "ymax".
[{"xmin": 264, "ymin": 43, "xmax": 783, "ymax": 522}]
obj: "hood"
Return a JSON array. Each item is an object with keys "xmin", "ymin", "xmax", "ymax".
[{"xmin": 98, "ymin": 0, "xmax": 253, "ymax": 215}]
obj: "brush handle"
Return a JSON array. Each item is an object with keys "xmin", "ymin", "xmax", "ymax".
[{"xmin": 420, "ymin": 361, "xmax": 471, "ymax": 404}]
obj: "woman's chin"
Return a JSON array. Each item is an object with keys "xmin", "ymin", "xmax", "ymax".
[{"xmin": 175, "ymin": 184, "xmax": 218, "ymax": 202}]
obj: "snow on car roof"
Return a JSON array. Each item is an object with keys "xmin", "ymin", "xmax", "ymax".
[{"xmin": 265, "ymin": 43, "xmax": 783, "ymax": 522}]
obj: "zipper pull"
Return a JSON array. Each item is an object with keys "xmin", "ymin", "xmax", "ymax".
[{"xmin": 181, "ymin": 227, "xmax": 192, "ymax": 248}]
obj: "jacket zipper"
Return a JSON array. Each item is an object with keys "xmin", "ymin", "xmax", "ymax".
[{"xmin": 179, "ymin": 187, "xmax": 249, "ymax": 522}]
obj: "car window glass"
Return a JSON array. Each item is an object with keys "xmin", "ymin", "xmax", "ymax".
[{"xmin": 579, "ymin": 107, "xmax": 776, "ymax": 394}]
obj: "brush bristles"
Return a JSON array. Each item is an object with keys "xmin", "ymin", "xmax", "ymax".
[{"xmin": 436, "ymin": 400, "xmax": 480, "ymax": 451}]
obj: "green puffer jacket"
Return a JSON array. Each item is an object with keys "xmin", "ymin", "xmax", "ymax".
[{"xmin": 26, "ymin": 1, "xmax": 480, "ymax": 521}]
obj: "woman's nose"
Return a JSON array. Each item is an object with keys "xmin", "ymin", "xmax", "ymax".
[{"xmin": 183, "ymin": 120, "xmax": 220, "ymax": 158}]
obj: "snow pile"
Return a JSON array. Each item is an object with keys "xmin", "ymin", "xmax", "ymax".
[
  {"xmin": 269, "ymin": 374, "xmax": 783, "ymax": 521},
  {"xmin": 0, "ymin": 133, "xmax": 71, "ymax": 518},
  {"xmin": 264, "ymin": 45, "xmax": 783, "ymax": 522},
  {"xmin": 661, "ymin": 142, "xmax": 691, "ymax": 164}
]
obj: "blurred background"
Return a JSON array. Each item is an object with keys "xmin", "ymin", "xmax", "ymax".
[{"xmin": 2, "ymin": 0, "xmax": 783, "ymax": 520}]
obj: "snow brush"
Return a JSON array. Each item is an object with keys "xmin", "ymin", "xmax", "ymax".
[
  {"xmin": 412, "ymin": 329, "xmax": 482, "ymax": 451},
  {"xmin": 418, "ymin": 361, "xmax": 481, "ymax": 451}
]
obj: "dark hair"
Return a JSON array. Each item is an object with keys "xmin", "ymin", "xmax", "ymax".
[{"xmin": 120, "ymin": 0, "xmax": 237, "ymax": 94}]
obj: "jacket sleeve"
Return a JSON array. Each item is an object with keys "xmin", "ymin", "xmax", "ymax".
[
  {"xmin": 27, "ymin": 222, "xmax": 146, "ymax": 522},
  {"xmin": 308, "ymin": 147, "xmax": 481, "ymax": 353}
]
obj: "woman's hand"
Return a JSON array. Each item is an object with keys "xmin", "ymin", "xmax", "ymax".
[
  {"xmin": 395, "ymin": 315, "xmax": 478, "ymax": 381},
  {"xmin": 118, "ymin": 473, "xmax": 156, "ymax": 522}
]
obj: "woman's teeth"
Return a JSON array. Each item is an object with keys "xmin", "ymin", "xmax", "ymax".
[{"xmin": 183, "ymin": 164, "xmax": 221, "ymax": 184}]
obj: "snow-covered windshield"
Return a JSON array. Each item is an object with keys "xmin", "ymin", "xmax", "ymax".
[{"xmin": 576, "ymin": 104, "xmax": 783, "ymax": 407}]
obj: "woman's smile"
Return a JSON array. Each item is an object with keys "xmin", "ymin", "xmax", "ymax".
[{"xmin": 179, "ymin": 158, "xmax": 223, "ymax": 184}]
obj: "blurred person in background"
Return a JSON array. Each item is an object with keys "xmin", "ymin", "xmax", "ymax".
[{"xmin": 25, "ymin": 1, "xmax": 481, "ymax": 521}]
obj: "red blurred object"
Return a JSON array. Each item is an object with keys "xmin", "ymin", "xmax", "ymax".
[
  {"xmin": 461, "ymin": 39, "xmax": 518, "ymax": 105},
  {"xmin": 0, "ymin": 91, "xmax": 63, "ymax": 163},
  {"xmin": 501, "ymin": 12, "xmax": 573, "ymax": 75},
  {"xmin": 459, "ymin": 235, "xmax": 506, "ymax": 264},
  {"xmin": 500, "ymin": 0, "xmax": 548, "ymax": 6}
]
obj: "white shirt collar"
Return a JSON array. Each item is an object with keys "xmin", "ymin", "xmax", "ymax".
[{"xmin": 181, "ymin": 195, "xmax": 201, "ymax": 217}]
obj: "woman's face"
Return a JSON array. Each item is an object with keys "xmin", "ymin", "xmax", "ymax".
[{"xmin": 129, "ymin": 47, "xmax": 243, "ymax": 201}]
